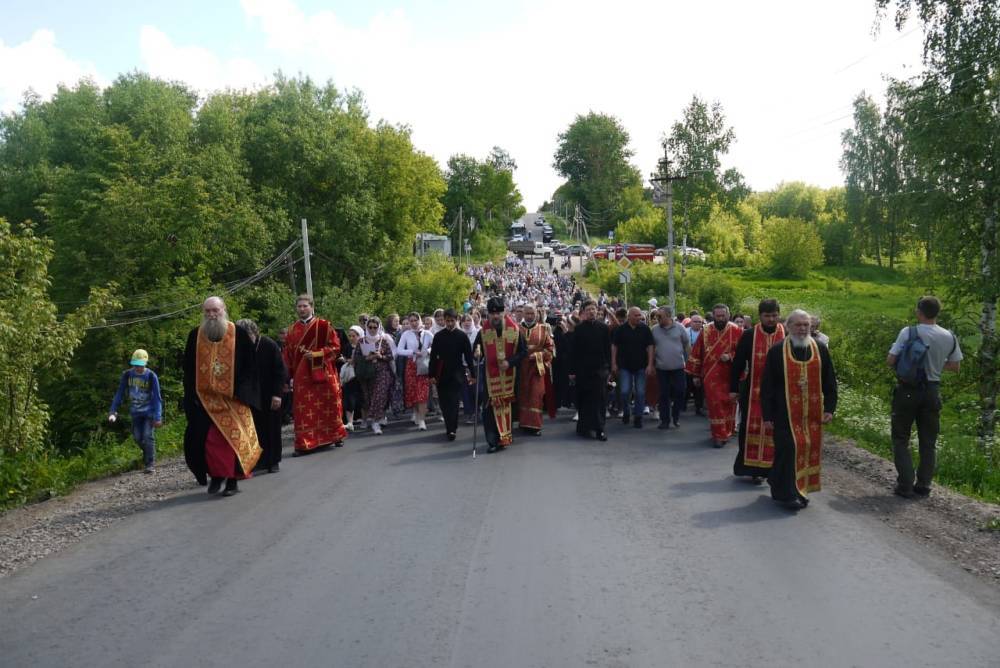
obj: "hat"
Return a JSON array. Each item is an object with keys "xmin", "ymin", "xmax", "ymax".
[
  {"xmin": 130, "ymin": 349, "xmax": 149, "ymax": 367},
  {"xmin": 487, "ymin": 296, "xmax": 506, "ymax": 313},
  {"xmin": 348, "ymin": 325, "xmax": 364, "ymax": 338}
]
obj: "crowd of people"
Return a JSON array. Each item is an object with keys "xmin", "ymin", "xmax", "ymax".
[{"xmin": 108, "ymin": 260, "xmax": 962, "ymax": 510}]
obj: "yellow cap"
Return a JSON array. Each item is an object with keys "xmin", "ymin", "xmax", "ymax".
[{"xmin": 130, "ymin": 349, "xmax": 149, "ymax": 366}]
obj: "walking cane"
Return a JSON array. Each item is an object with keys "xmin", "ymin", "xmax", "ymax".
[{"xmin": 472, "ymin": 346, "xmax": 482, "ymax": 458}]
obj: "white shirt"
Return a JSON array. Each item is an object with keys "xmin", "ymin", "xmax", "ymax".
[{"xmin": 397, "ymin": 329, "xmax": 433, "ymax": 358}]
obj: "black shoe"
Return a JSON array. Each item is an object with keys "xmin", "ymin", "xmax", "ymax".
[
  {"xmin": 695, "ymin": 409, "xmax": 705, "ymax": 416},
  {"xmin": 751, "ymin": 476, "xmax": 764, "ymax": 485},
  {"xmin": 487, "ymin": 445, "xmax": 498, "ymax": 453},
  {"xmin": 596, "ymin": 431, "xmax": 608, "ymax": 441},
  {"xmin": 713, "ymin": 440, "xmax": 726, "ymax": 448},
  {"xmin": 633, "ymin": 417, "xmax": 642, "ymax": 429},
  {"xmin": 447, "ymin": 432, "xmax": 456, "ymax": 441},
  {"xmin": 621, "ymin": 412, "xmax": 630, "ymax": 425},
  {"xmin": 777, "ymin": 498, "xmax": 803, "ymax": 510},
  {"xmin": 530, "ymin": 430, "xmax": 541, "ymax": 436},
  {"xmin": 334, "ymin": 441, "xmax": 344, "ymax": 447},
  {"xmin": 208, "ymin": 477, "xmax": 224, "ymax": 494},
  {"xmin": 268, "ymin": 463, "xmax": 280, "ymax": 473},
  {"xmin": 893, "ymin": 485, "xmax": 916, "ymax": 499},
  {"xmin": 222, "ymin": 479, "xmax": 240, "ymax": 497},
  {"xmin": 673, "ymin": 419, "xmax": 680, "ymax": 428},
  {"xmin": 658, "ymin": 421, "xmax": 671, "ymax": 430},
  {"xmin": 913, "ymin": 485, "xmax": 931, "ymax": 497}
]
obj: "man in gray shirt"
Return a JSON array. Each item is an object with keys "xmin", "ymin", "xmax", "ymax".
[
  {"xmin": 652, "ymin": 306, "xmax": 691, "ymax": 429},
  {"xmin": 887, "ymin": 295, "xmax": 963, "ymax": 498}
]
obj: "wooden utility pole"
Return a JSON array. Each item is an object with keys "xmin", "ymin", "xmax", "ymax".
[{"xmin": 650, "ymin": 147, "xmax": 686, "ymax": 311}]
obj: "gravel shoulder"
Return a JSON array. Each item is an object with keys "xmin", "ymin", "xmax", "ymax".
[{"xmin": 2, "ymin": 429, "xmax": 998, "ymax": 582}]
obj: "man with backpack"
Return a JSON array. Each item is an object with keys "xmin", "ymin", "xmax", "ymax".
[{"xmin": 887, "ymin": 296, "xmax": 963, "ymax": 499}]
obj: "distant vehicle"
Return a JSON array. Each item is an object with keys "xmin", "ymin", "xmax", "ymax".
[
  {"xmin": 542, "ymin": 227, "xmax": 554, "ymax": 242},
  {"xmin": 508, "ymin": 239, "xmax": 554, "ymax": 258},
  {"xmin": 549, "ymin": 240, "xmax": 566, "ymax": 251},
  {"xmin": 592, "ymin": 243, "xmax": 656, "ymax": 262},
  {"xmin": 511, "ymin": 234, "xmax": 524, "ymax": 242},
  {"xmin": 656, "ymin": 246, "xmax": 707, "ymax": 260},
  {"xmin": 535, "ymin": 215, "xmax": 545, "ymax": 226},
  {"xmin": 558, "ymin": 244, "xmax": 590, "ymax": 256},
  {"xmin": 509, "ymin": 222, "xmax": 527, "ymax": 238}
]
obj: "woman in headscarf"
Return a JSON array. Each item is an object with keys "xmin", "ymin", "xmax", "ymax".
[
  {"xmin": 354, "ymin": 316, "xmax": 395, "ymax": 435},
  {"xmin": 342, "ymin": 325, "xmax": 365, "ymax": 431},
  {"xmin": 397, "ymin": 311, "xmax": 433, "ymax": 430},
  {"xmin": 460, "ymin": 313, "xmax": 480, "ymax": 425}
]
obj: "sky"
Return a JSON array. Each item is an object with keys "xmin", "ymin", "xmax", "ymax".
[{"xmin": 0, "ymin": 0, "xmax": 926, "ymax": 209}]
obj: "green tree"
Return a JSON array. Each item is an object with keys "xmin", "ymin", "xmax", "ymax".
[
  {"xmin": 760, "ymin": 217, "xmax": 824, "ymax": 278},
  {"xmin": 442, "ymin": 150, "xmax": 525, "ymax": 242},
  {"xmin": 553, "ymin": 112, "xmax": 642, "ymax": 232},
  {"xmin": 877, "ymin": 0, "xmax": 1000, "ymax": 458}
]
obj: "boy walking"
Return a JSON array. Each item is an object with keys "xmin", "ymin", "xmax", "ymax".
[{"xmin": 108, "ymin": 349, "xmax": 163, "ymax": 473}]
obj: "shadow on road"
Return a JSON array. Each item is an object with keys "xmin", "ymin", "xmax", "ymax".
[
  {"xmin": 825, "ymin": 494, "xmax": 910, "ymax": 517},
  {"xmin": 669, "ymin": 477, "xmax": 764, "ymax": 498},
  {"xmin": 392, "ymin": 447, "xmax": 477, "ymax": 466},
  {"xmin": 689, "ymin": 495, "xmax": 797, "ymax": 528}
]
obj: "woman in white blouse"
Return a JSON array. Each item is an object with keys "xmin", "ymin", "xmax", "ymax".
[{"xmin": 396, "ymin": 311, "xmax": 434, "ymax": 430}]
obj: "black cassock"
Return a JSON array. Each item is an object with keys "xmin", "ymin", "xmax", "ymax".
[
  {"xmin": 551, "ymin": 320, "xmax": 574, "ymax": 408},
  {"xmin": 251, "ymin": 335, "xmax": 287, "ymax": 471},
  {"xmin": 182, "ymin": 325, "xmax": 260, "ymax": 485},
  {"xmin": 429, "ymin": 327, "xmax": 476, "ymax": 435},
  {"xmin": 760, "ymin": 340, "xmax": 838, "ymax": 503},
  {"xmin": 569, "ymin": 319, "xmax": 612, "ymax": 435}
]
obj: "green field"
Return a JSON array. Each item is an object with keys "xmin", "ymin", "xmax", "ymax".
[{"xmin": 585, "ymin": 262, "xmax": 999, "ymax": 505}]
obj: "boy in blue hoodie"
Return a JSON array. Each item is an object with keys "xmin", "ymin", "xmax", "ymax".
[{"xmin": 108, "ymin": 349, "xmax": 163, "ymax": 473}]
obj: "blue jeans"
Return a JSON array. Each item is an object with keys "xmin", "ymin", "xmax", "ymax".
[
  {"xmin": 130, "ymin": 414, "xmax": 156, "ymax": 466},
  {"xmin": 618, "ymin": 368, "xmax": 647, "ymax": 418},
  {"xmin": 656, "ymin": 368, "xmax": 687, "ymax": 423}
]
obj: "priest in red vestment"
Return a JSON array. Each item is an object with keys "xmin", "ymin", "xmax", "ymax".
[
  {"xmin": 472, "ymin": 296, "xmax": 527, "ymax": 453},
  {"xmin": 729, "ymin": 299, "xmax": 785, "ymax": 482},
  {"xmin": 517, "ymin": 304, "xmax": 556, "ymax": 436},
  {"xmin": 183, "ymin": 296, "xmax": 262, "ymax": 497},
  {"xmin": 282, "ymin": 294, "xmax": 348, "ymax": 454},
  {"xmin": 760, "ymin": 310, "xmax": 837, "ymax": 510},
  {"xmin": 685, "ymin": 304, "xmax": 742, "ymax": 447}
]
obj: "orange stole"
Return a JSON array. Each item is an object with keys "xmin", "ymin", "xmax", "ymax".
[
  {"xmin": 196, "ymin": 322, "xmax": 261, "ymax": 474},
  {"xmin": 482, "ymin": 315, "xmax": 519, "ymax": 445},
  {"xmin": 783, "ymin": 338, "xmax": 824, "ymax": 496},
  {"xmin": 744, "ymin": 323, "xmax": 785, "ymax": 467}
]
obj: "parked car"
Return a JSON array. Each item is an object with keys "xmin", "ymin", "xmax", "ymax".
[
  {"xmin": 656, "ymin": 246, "xmax": 707, "ymax": 260},
  {"xmin": 558, "ymin": 244, "xmax": 590, "ymax": 256}
]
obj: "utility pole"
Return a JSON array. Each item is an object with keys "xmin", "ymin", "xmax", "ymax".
[
  {"xmin": 650, "ymin": 146, "xmax": 686, "ymax": 311},
  {"xmin": 457, "ymin": 206, "xmax": 463, "ymax": 264},
  {"xmin": 301, "ymin": 218, "xmax": 313, "ymax": 298}
]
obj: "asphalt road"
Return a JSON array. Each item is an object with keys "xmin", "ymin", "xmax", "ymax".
[{"xmin": 2, "ymin": 413, "xmax": 998, "ymax": 667}]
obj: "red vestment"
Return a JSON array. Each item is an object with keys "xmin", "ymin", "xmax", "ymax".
[
  {"xmin": 783, "ymin": 338, "xmax": 824, "ymax": 495},
  {"xmin": 482, "ymin": 315, "xmax": 519, "ymax": 445},
  {"xmin": 686, "ymin": 322, "xmax": 742, "ymax": 441},
  {"xmin": 517, "ymin": 322, "xmax": 556, "ymax": 431},
  {"xmin": 744, "ymin": 323, "xmax": 785, "ymax": 468},
  {"xmin": 283, "ymin": 318, "xmax": 348, "ymax": 451}
]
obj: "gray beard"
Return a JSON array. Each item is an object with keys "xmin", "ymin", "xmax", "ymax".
[
  {"xmin": 202, "ymin": 317, "xmax": 228, "ymax": 342},
  {"xmin": 790, "ymin": 334, "xmax": 812, "ymax": 350}
]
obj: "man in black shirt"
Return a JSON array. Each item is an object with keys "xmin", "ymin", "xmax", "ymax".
[
  {"xmin": 569, "ymin": 300, "xmax": 612, "ymax": 441},
  {"xmin": 430, "ymin": 308, "xmax": 476, "ymax": 441},
  {"xmin": 612, "ymin": 306, "xmax": 656, "ymax": 428}
]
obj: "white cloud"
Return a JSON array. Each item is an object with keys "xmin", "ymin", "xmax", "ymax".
[
  {"xmin": 0, "ymin": 29, "xmax": 101, "ymax": 113},
  {"xmin": 138, "ymin": 25, "xmax": 267, "ymax": 94}
]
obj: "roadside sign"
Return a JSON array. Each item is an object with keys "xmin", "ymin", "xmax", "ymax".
[
  {"xmin": 619, "ymin": 271, "xmax": 631, "ymax": 284},
  {"xmin": 608, "ymin": 230, "xmax": 614, "ymax": 240},
  {"xmin": 617, "ymin": 256, "xmax": 632, "ymax": 270}
]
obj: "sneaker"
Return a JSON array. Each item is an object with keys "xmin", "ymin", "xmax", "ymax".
[
  {"xmin": 379, "ymin": 416, "xmax": 389, "ymax": 426},
  {"xmin": 208, "ymin": 477, "xmax": 224, "ymax": 494},
  {"xmin": 572, "ymin": 412, "xmax": 579, "ymax": 422},
  {"xmin": 345, "ymin": 422, "xmax": 355, "ymax": 432},
  {"xmin": 418, "ymin": 420, "xmax": 427, "ymax": 431},
  {"xmin": 372, "ymin": 423, "xmax": 383, "ymax": 435},
  {"xmin": 643, "ymin": 406, "xmax": 650, "ymax": 415},
  {"xmin": 144, "ymin": 465, "xmax": 155, "ymax": 474},
  {"xmin": 913, "ymin": 485, "xmax": 931, "ymax": 497}
]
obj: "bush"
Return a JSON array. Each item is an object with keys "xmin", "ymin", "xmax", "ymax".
[
  {"xmin": 382, "ymin": 253, "xmax": 473, "ymax": 314},
  {"xmin": 614, "ymin": 206, "xmax": 667, "ymax": 248},
  {"xmin": 761, "ymin": 217, "xmax": 824, "ymax": 278}
]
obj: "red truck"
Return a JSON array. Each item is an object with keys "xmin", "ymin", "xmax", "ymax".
[{"xmin": 591, "ymin": 243, "xmax": 656, "ymax": 262}]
